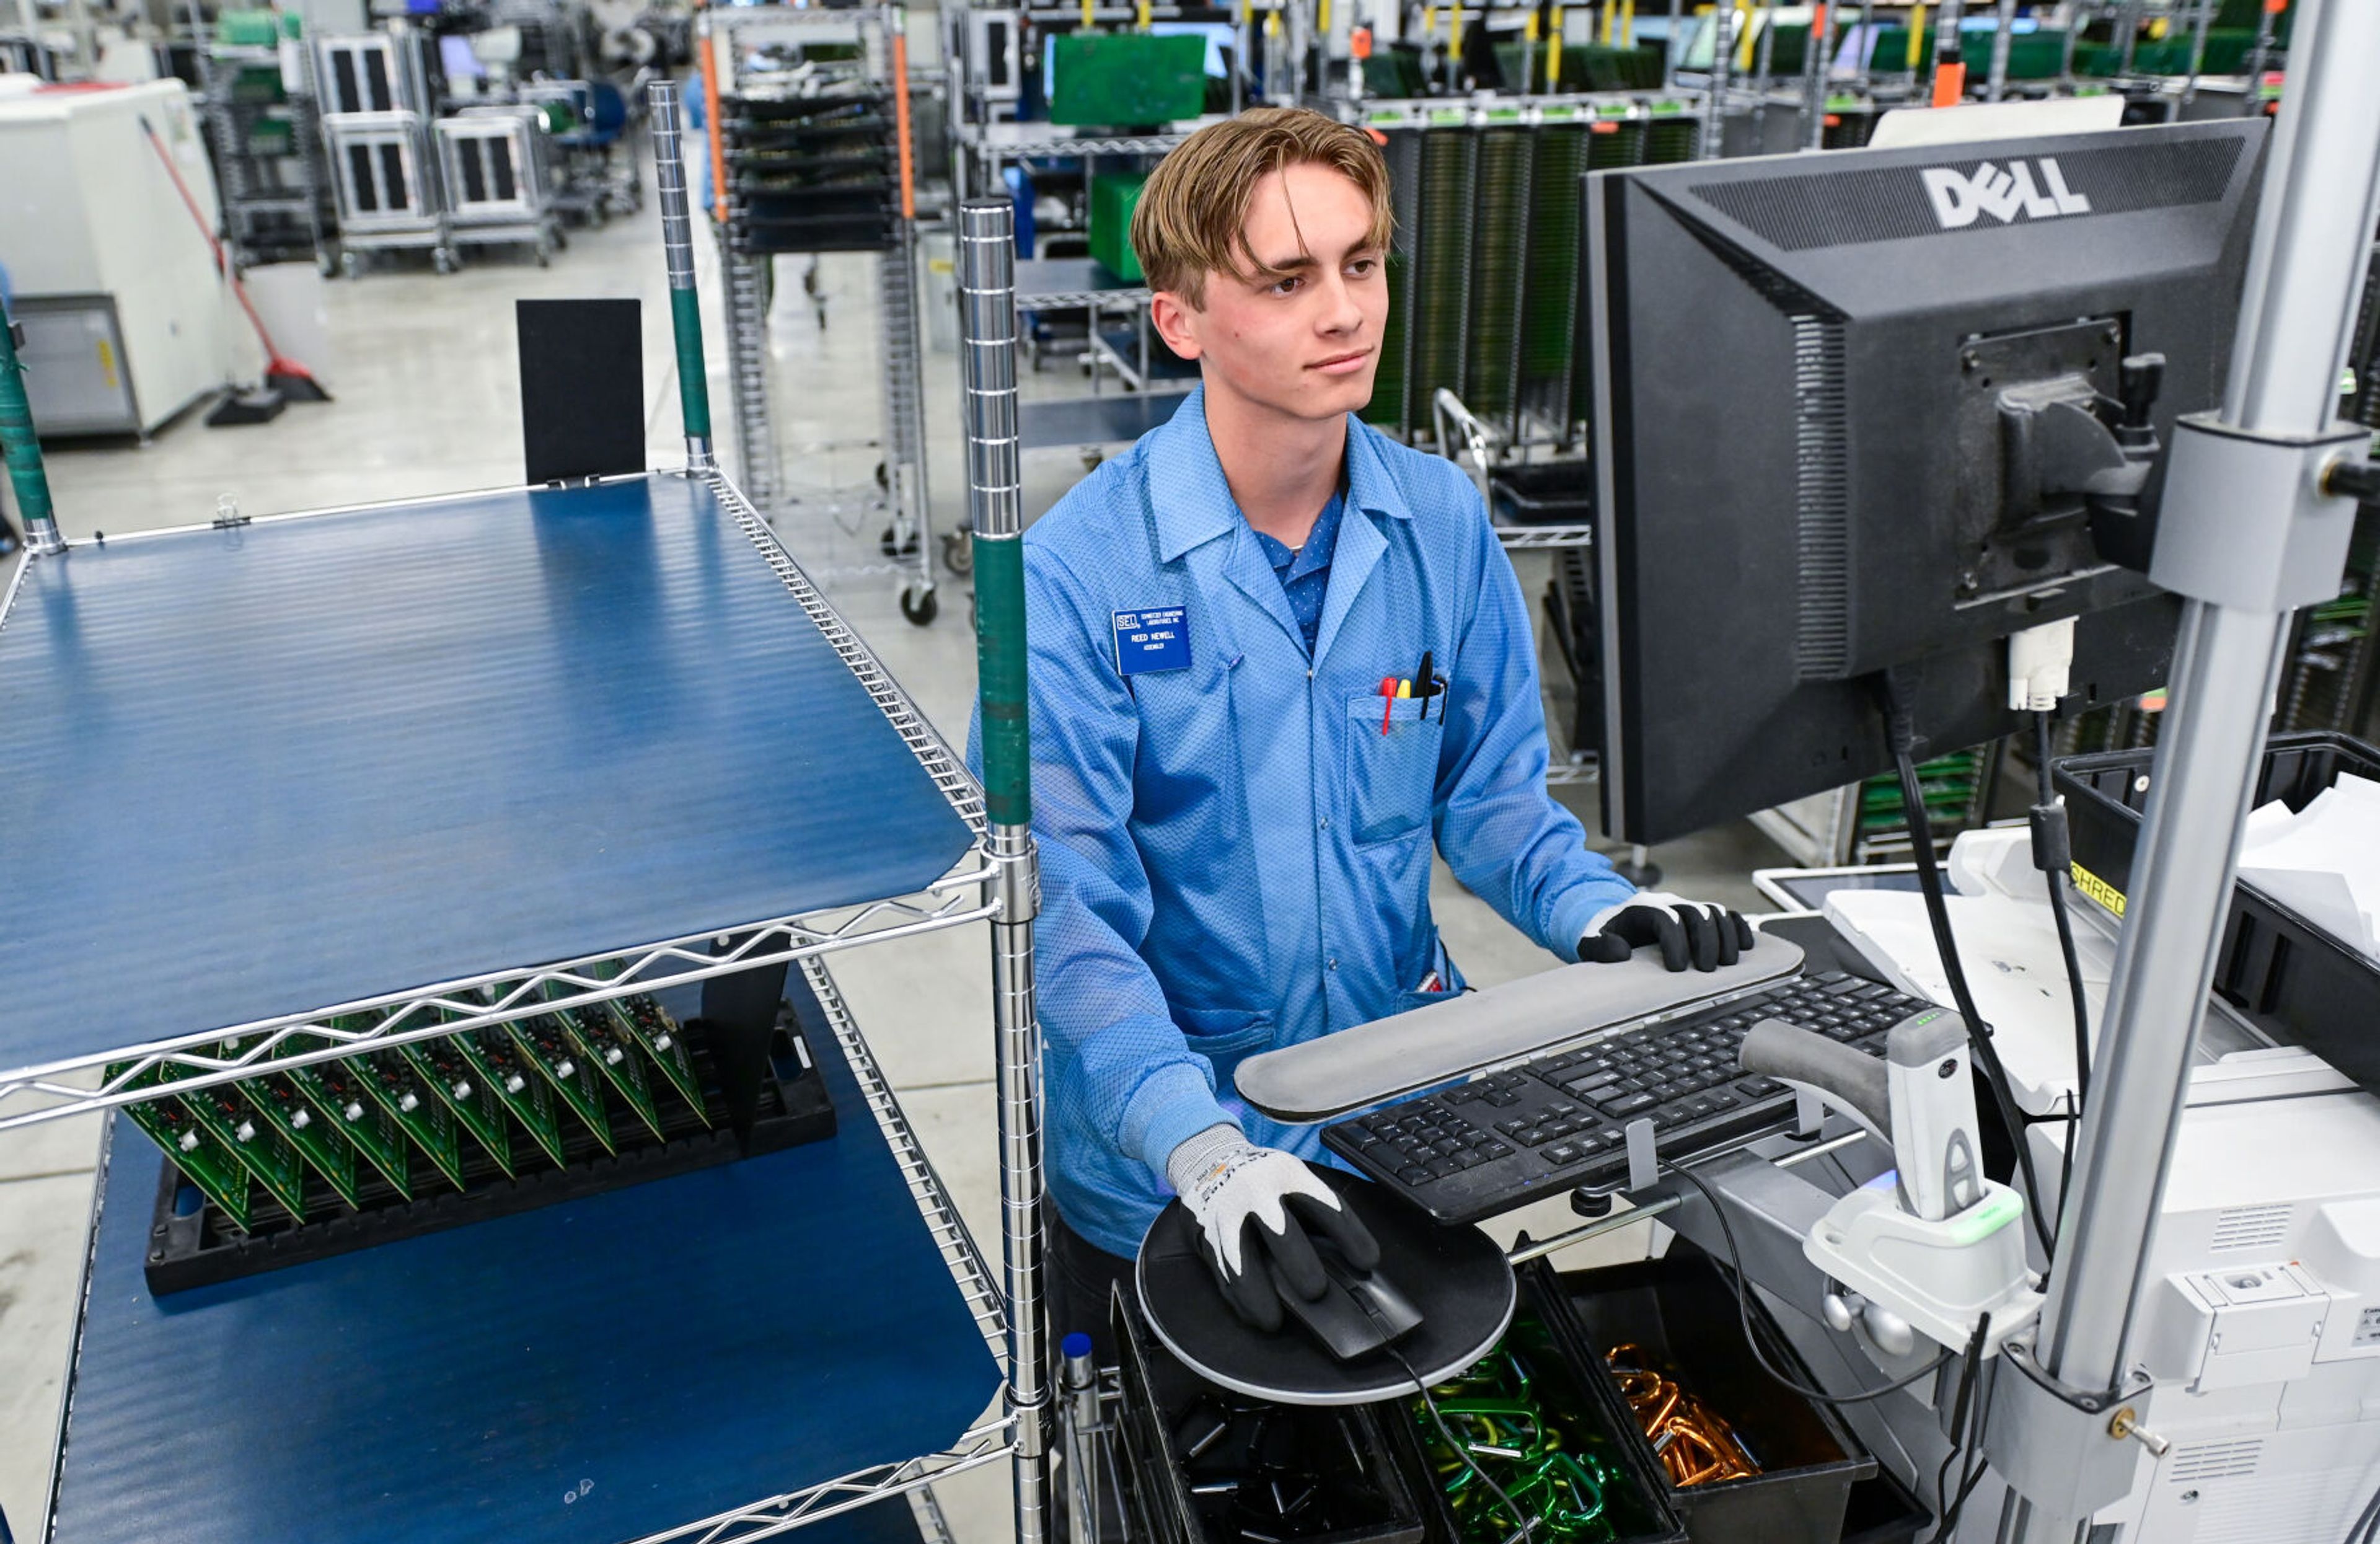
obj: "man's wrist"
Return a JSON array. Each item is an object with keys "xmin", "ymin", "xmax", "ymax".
[{"xmin": 1165, "ymin": 1123, "xmax": 1250, "ymax": 1196}]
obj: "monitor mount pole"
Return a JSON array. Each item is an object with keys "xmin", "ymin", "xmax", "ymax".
[{"xmin": 1990, "ymin": 2, "xmax": 2380, "ymax": 1539}]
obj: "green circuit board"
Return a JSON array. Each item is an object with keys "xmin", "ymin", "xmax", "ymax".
[
  {"xmin": 555, "ymin": 994, "xmax": 666, "ymax": 1142},
  {"xmin": 179, "ymin": 1073, "xmax": 311, "ymax": 1220},
  {"xmin": 286, "ymin": 1050, "xmax": 414, "ymax": 1200},
  {"xmin": 113, "ymin": 1064, "xmax": 254, "ymax": 1230},
  {"xmin": 354, "ymin": 1048, "xmax": 464, "ymax": 1190},
  {"xmin": 244, "ymin": 1068, "xmax": 361, "ymax": 1209},
  {"xmin": 607, "ymin": 988, "xmax": 710, "ymax": 1124},
  {"xmin": 498, "ymin": 990, "xmax": 615, "ymax": 1153},
  {"xmin": 400, "ymin": 1033, "xmax": 518, "ymax": 1178},
  {"xmin": 454, "ymin": 1027, "xmax": 568, "ymax": 1167}
]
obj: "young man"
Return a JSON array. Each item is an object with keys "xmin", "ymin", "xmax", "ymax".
[{"xmin": 977, "ymin": 108, "xmax": 1748, "ymax": 1346}]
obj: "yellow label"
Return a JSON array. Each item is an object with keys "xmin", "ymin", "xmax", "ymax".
[
  {"xmin": 1082, "ymin": 0, "xmax": 1095, "ymax": 29},
  {"xmin": 97, "ymin": 338, "xmax": 120, "ymax": 389},
  {"xmin": 1137, "ymin": 0, "xmax": 1152, "ymax": 24},
  {"xmin": 2071, "ymin": 863, "xmax": 2128, "ymax": 919},
  {"xmin": 1316, "ymin": 0, "xmax": 1329, "ymax": 33},
  {"xmin": 1524, "ymin": 11, "xmax": 1539, "ymax": 42},
  {"xmin": 1549, "ymin": 6, "xmax": 1565, "ymax": 84},
  {"xmin": 1907, "ymin": 3, "xmax": 1928, "ymax": 69}
]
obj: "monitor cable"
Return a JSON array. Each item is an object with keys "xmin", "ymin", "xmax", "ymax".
[
  {"xmin": 1664, "ymin": 1162, "xmax": 1954, "ymax": 1408},
  {"xmin": 1875, "ymin": 674, "xmax": 2060, "ymax": 1260}
]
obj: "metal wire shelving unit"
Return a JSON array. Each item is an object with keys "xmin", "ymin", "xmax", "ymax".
[{"xmin": 4, "ymin": 94, "xmax": 1060, "ymax": 1544}]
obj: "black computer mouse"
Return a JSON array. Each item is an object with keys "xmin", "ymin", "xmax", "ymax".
[{"xmin": 1265, "ymin": 1240, "xmax": 1425, "ymax": 1361}]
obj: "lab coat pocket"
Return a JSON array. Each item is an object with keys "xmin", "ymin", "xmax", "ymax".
[
  {"xmin": 1174, "ymin": 1005, "xmax": 1277, "ymax": 1093},
  {"xmin": 1342, "ymin": 694, "xmax": 1445, "ymax": 845}
]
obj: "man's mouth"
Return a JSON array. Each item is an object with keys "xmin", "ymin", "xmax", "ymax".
[{"xmin": 1309, "ymin": 348, "xmax": 1374, "ymax": 375}]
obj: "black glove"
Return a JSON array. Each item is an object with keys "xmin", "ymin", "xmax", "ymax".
[{"xmin": 1580, "ymin": 893, "xmax": 1756, "ymax": 973}]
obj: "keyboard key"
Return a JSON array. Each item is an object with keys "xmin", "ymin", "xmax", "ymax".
[
  {"xmin": 1543, "ymin": 1142, "xmax": 1582, "ymax": 1165},
  {"xmin": 1482, "ymin": 1142, "xmax": 1512, "ymax": 1158},
  {"xmin": 1737, "ymin": 1077, "xmax": 1784, "ymax": 1098},
  {"xmin": 1398, "ymin": 1167, "xmax": 1431, "ymax": 1186},
  {"xmin": 1598, "ymin": 1092, "xmax": 1659, "ymax": 1118}
]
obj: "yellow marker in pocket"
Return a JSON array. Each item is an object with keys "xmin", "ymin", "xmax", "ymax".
[{"xmin": 1397, "ymin": 679, "xmax": 1413, "ymax": 699}]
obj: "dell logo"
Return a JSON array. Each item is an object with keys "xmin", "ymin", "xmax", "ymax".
[{"xmin": 1919, "ymin": 157, "xmax": 2092, "ymax": 229}]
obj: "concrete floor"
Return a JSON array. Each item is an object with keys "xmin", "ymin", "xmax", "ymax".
[{"xmin": 0, "ymin": 176, "xmax": 1794, "ymax": 1543}]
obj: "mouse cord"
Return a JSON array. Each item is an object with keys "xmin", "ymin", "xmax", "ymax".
[{"xmin": 1385, "ymin": 1338, "xmax": 1540, "ymax": 1544}]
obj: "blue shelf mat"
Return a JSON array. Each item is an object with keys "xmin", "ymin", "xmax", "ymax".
[
  {"xmin": 47, "ymin": 971, "xmax": 1002, "ymax": 1544},
  {"xmin": 0, "ymin": 475, "xmax": 977, "ymax": 1066}
]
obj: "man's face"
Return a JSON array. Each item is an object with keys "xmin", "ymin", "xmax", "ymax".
[{"xmin": 1151, "ymin": 161, "xmax": 1389, "ymax": 424}]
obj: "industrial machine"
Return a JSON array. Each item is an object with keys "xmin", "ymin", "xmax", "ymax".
[{"xmin": 0, "ymin": 77, "xmax": 240, "ymax": 436}]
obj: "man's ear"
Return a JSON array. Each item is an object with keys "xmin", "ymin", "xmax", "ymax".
[{"xmin": 1149, "ymin": 289, "xmax": 1203, "ymax": 361}]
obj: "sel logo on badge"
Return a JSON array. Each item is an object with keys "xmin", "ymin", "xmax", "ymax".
[{"xmin": 1113, "ymin": 606, "xmax": 1192, "ymax": 677}]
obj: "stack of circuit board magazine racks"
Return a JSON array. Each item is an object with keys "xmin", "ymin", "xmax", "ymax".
[{"xmin": 0, "ymin": 82, "xmax": 1059, "ymax": 1544}]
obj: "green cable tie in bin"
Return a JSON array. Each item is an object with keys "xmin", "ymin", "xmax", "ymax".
[
  {"xmin": 670, "ymin": 288, "xmax": 712, "ymax": 440},
  {"xmin": 974, "ymin": 534, "xmax": 1033, "ymax": 827}
]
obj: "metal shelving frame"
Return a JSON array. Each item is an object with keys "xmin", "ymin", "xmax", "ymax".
[
  {"xmin": 6, "ymin": 100, "xmax": 1060, "ymax": 1544},
  {"xmin": 703, "ymin": 5, "xmax": 940, "ymax": 624},
  {"xmin": 201, "ymin": 43, "xmax": 333, "ymax": 271}
]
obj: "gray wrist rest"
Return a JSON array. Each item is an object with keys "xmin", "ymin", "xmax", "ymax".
[{"xmin": 1232, "ymin": 936, "xmax": 1804, "ymax": 1124}]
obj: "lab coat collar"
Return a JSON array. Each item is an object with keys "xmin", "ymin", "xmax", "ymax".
[{"xmin": 1148, "ymin": 386, "xmax": 1413, "ymax": 566}]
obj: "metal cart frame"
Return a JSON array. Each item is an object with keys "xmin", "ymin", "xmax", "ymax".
[
  {"xmin": 0, "ymin": 88, "xmax": 1057, "ymax": 1544},
  {"xmin": 701, "ymin": 5, "xmax": 942, "ymax": 626}
]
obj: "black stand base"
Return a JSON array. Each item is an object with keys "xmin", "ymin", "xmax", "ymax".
[
  {"xmin": 206, "ymin": 388, "xmax": 288, "ymax": 427},
  {"xmin": 144, "ymin": 1005, "xmax": 835, "ymax": 1295}
]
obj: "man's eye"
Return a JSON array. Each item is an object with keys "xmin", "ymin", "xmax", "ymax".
[
  {"xmin": 1348, "ymin": 258, "xmax": 1378, "ymax": 277},
  {"xmin": 1271, "ymin": 275, "xmax": 1303, "ymax": 295}
]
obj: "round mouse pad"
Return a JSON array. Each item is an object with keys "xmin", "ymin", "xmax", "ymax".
[{"xmin": 1136, "ymin": 1167, "xmax": 1516, "ymax": 1405}]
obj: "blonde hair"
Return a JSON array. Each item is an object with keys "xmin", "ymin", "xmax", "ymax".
[{"xmin": 1129, "ymin": 107, "xmax": 1392, "ymax": 306}]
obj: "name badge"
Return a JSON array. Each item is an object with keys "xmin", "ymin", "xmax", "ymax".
[{"xmin": 1113, "ymin": 606, "xmax": 1192, "ymax": 676}]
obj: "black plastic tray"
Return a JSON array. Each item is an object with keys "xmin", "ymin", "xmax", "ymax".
[
  {"xmin": 1489, "ymin": 460, "xmax": 1595, "ymax": 527},
  {"xmin": 2055, "ymin": 730, "xmax": 2380, "ymax": 1094},
  {"xmin": 146, "ymin": 1010, "xmax": 835, "ymax": 1292},
  {"xmin": 1559, "ymin": 1253, "xmax": 1877, "ymax": 1544},
  {"xmin": 1111, "ymin": 1287, "xmax": 1426, "ymax": 1544}
]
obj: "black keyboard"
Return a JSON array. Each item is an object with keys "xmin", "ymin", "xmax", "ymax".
[{"xmin": 1321, "ymin": 969, "xmax": 1936, "ymax": 1225}]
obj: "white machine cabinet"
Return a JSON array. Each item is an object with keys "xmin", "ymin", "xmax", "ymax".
[{"xmin": 0, "ymin": 79, "xmax": 239, "ymax": 436}]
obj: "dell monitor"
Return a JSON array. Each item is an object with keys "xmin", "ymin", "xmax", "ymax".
[{"xmin": 1588, "ymin": 118, "xmax": 2269, "ymax": 845}]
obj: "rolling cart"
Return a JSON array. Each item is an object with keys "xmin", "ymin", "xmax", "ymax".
[
  {"xmin": 1, "ymin": 87, "xmax": 1061, "ymax": 1544},
  {"xmin": 700, "ymin": 5, "xmax": 941, "ymax": 626}
]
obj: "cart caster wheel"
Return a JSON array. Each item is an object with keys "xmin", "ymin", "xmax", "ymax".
[
  {"xmin": 433, "ymin": 249, "xmax": 457, "ymax": 275},
  {"xmin": 900, "ymin": 585, "xmax": 938, "ymax": 626},
  {"xmin": 536, "ymin": 245, "xmax": 552, "ymax": 268},
  {"xmin": 941, "ymin": 529, "xmax": 973, "ymax": 577},
  {"xmin": 319, "ymin": 252, "xmax": 339, "ymax": 278},
  {"xmin": 1078, "ymin": 446, "xmax": 1105, "ymax": 473},
  {"xmin": 880, "ymin": 523, "xmax": 920, "ymax": 559},
  {"xmin": 340, "ymin": 251, "xmax": 361, "ymax": 280},
  {"xmin": 874, "ymin": 460, "xmax": 890, "ymax": 491}
]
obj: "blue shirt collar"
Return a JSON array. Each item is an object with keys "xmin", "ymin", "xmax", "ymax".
[{"xmin": 1147, "ymin": 385, "xmax": 1413, "ymax": 565}]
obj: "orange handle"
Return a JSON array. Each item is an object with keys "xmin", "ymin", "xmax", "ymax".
[
  {"xmin": 892, "ymin": 30, "xmax": 916, "ymax": 221},
  {"xmin": 702, "ymin": 25, "xmax": 729, "ymax": 223},
  {"xmin": 1931, "ymin": 57, "xmax": 1965, "ymax": 107}
]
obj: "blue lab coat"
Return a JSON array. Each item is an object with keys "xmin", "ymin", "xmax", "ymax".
[{"xmin": 969, "ymin": 388, "xmax": 1634, "ymax": 1257}]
